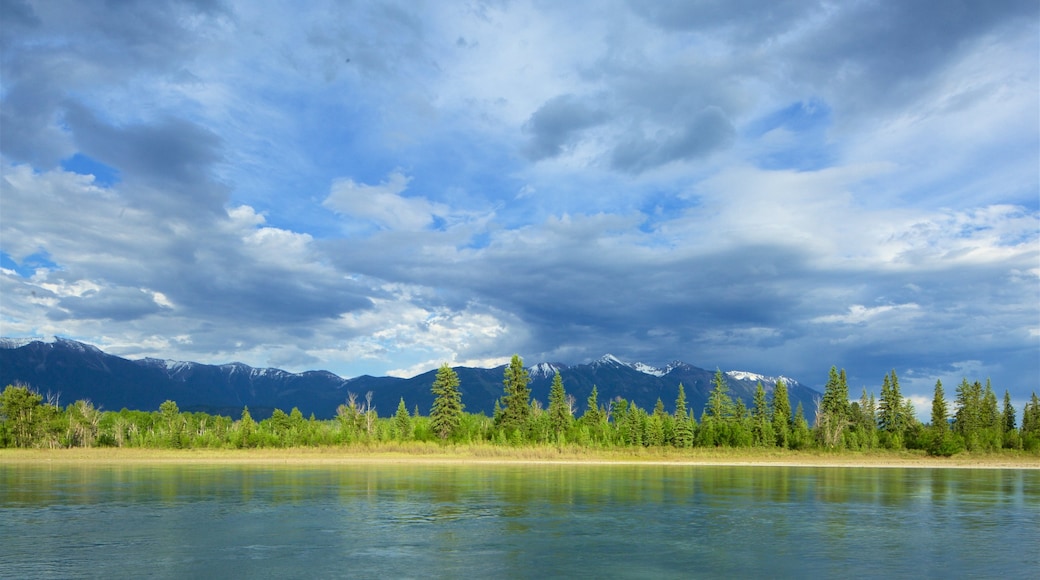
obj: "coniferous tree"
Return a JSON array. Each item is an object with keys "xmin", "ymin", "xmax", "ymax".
[
  {"xmin": 931, "ymin": 380, "xmax": 948, "ymax": 435},
  {"xmin": 818, "ymin": 366, "xmax": 850, "ymax": 448},
  {"xmin": 772, "ymin": 379, "xmax": 791, "ymax": 449},
  {"xmin": 706, "ymin": 369, "xmax": 734, "ymax": 420},
  {"xmin": 855, "ymin": 387, "xmax": 878, "ymax": 449},
  {"xmin": 954, "ymin": 378, "xmax": 982, "ymax": 446},
  {"xmin": 430, "ymin": 364, "xmax": 464, "ymax": 440},
  {"xmin": 395, "ymin": 398, "xmax": 412, "ymax": 440},
  {"xmin": 497, "ymin": 355, "xmax": 531, "ymax": 435},
  {"xmin": 582, "ymin": 385, "xmax": 603, "ymax": 427},
  {"xmin": 1021, "ymin": 392, "xmax": 1040, "ymax": 450},
  {"xmin": 790, "ymin": 402, "xmax": 811, "ymax": 450},
  {"xmin": 1002, "ymin": 390, "xmax": 1016, "ymax": 434},
  {"xmin": 878, "ymin": 370, "xmax": 905, "ymax": 448},
  {"xmin": 547, "ymin": 371, "xmax": 571, "ymax": 442},
  {"xmin": 673, "ymin": 383, "xmax": 694, "ymax": 448},
  {"xmin": 751, "ymin": 382, "xmax": 774, "ymax": 447}
]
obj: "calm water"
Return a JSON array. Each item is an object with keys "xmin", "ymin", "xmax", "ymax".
[{"xmin": 1, "ymin": 463, "xmax": 1037, "ymax": 578}]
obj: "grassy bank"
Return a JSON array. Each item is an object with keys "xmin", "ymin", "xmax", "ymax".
[{"xmin": 2, "ymin": 445, "xmax": 1037, "ymax": 469}]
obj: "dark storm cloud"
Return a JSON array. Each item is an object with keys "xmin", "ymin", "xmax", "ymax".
[
  {"xmin": 523, "ymin": 94, "xmax": 607, "ymax": 160},
  {"xmin": 63, "ymin": 104, "xmax": 228, "ymax": 212},
  {"xmin": 628, "ymin": 0, "xmax": 816, "ymax": 40},
  {"xmin": 49, "ymin": 287, "xmax": 165, "ymax": 322},
  {"xmin": 610, "ymin": 106, "xmax": 735, "ymax": 173}
]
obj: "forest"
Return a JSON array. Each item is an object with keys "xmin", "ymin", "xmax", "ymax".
[{"xmin": 2, "ymin": 355, "xmax": 1038, "ymax": 456}]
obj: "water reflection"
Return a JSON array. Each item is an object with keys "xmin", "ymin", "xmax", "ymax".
[{"xmin": 1, "ymin": 463, "xmax": 1037, "ymax": 578}]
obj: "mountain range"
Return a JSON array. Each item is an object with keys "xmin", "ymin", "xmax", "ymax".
[{"xmin": 0, "ymin": 338, "xmax": 821, "ymax": 421}]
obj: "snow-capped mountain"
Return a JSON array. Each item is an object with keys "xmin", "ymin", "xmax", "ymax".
[{"xmin": 1, "ymin": 339, "xmax": 822, "ymax": 420}]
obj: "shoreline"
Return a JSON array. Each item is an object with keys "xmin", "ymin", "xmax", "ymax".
[{"xmin": 2, "ymin": 447, "xmax": 1037, "ymax": 469}]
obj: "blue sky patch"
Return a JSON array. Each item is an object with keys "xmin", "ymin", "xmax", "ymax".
[{"xmin": 60, "ymin": 153, "xmax": 121, "ymax": 187}]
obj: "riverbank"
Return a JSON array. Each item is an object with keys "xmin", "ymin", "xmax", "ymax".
[{"xmin": 2, "ymin": 445, "xmax": 1037, "ymax": 469}]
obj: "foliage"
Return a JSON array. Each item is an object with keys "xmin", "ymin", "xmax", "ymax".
[
  {"xmin": 2, "ymin": 369, "xmax": 1036, "ymax": 457},
  {"xmin": 496, "ymin": 355, "xmax": 531, "ymax": 436},
  {"xmin": 430, "ymin": 364, "xmax": 464, "ymax": 440}
]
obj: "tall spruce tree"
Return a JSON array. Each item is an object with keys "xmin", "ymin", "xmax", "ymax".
[
  {"xmin": 878, "ymin": 369, "xmax": 905, "ymax": 446},
  {"xmin": 751, "ymin": 382, "xmax": 774, "ymax": 447},
  {"xmin": 706, "ymin": 369, "xmax": 734, "ymax": 420},
  {"xmin": 395, "ymin": 398, "xmax": 412, "ymax": 440},
  {"xmin": 954, "ymin": 379, "xmax": 981, "ymax": 438},
  {"xmin": 931, "ymin": 380, "xmax": 948, "ymax": 435},
  {"xmin": 772, "ymin": 379, "xmax": 791, "ymax": 449},
  {"xmin": 583, "ymin": 385, "xmax": 602, "ymax": 425},
  {"xmin": 430, "ymin": 364, "xmax": 464, "ymax": 440},
  {"xmin": 674, "ymin": 383, "xmax": 694, "ymax": 448},
  {"xmin": 547, "ymin": 371, "xmax": 571, "ymax": 442},
  {"xmin": 1002, "ymin": 390, "xmax": 1016, "ymax": 434},
  {"xmin": 498, "ymin": 354, "xmax": 531, "ymax": 433},
  {"xmin": 818, "ymin": 366, "xmax": 850, "ymax": 448}
]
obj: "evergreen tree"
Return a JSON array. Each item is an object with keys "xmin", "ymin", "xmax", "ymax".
[
  {"xmin": 582, "ymin": 385, "xmax": 602, "ymax": 426},
  {"xmin": 497, "ymin": 355, "xmax": 531, "ymax": 434},
  {"xmin": 818, "ymin": 366, "xmax": 850, "ymax": 448},
  {"xmin": 706, "ymin": 369, "xmax": 734, "ymax": 420},
  {"xmin": 855, "ymin": 388, "xmax": 878, "ymax": 449},
  {"xmin": 931, "ymin": 380, "xmax": 948, "ymax": 435},
  {"xmin": 878, "ymin": 370, "xmax": 905, "ymax": 447},
  {"xmin": 1021, "ymin": 392, "xmax": 1040, "ymax": 450},
  {"xmin": 954, "ymin": 378, "xmax": 982, "ymax": 442},
  {"xmin": 430, "ymin": 364, "xmax": 464, "ymax": 440},
  {"xmin": 1002, "ymin": 390, "xmax": 1016, "ymax": 434},
  {"xmin": 772, "ymin": 379, "xmax": 791, "ymax": 449},
  {"xmin": 673, "ymin": 383, "xmax": 694, "ymax": 448},
  {"xmin": 237, "ymin": 406, "xmax": 257, "ymax": 448},
  {"xmin": 790, "ymin": 402, "xmax": 811, "ymax": 450},
  {"xmin": 395, "ymin": 398, "xmax": 412, "ymax": 440},
  {"xmin": 547, "ymin": 371, "xmax": 571, "ymax": 442},
  {"xmin": 751, "ymin": 382, "xmax": 774, "ymax": 447}
]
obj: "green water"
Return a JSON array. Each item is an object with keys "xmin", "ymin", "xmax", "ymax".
[{"xmin": 1, "ymin": 464, "xmax": 1037, "ymax": 578}]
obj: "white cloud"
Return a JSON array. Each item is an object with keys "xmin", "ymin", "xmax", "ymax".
[
  {"xmin": 813, "ymin": 304, "xmax": 921, "ymax": 325},
  {"xmin": 324, "ymin": 172, "xmax": 448, "ymax": 231}
]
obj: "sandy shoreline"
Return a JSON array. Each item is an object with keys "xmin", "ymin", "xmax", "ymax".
[{"xmin": 2, "ymin": 447, "xmax": 1037, "ymax": 469}]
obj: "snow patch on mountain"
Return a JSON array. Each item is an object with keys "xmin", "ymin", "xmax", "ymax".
[
  {"xmin": 726, "ymin": 370, "xmax": 798, "ymax": 386},
  {"xmin": 529, "ymin": 362, "xmax": 563, "ymax": 378},
  {"xmin": 0, "ymin": 337, "xmax": 49, "ymax": 349},
  {"xmin": 632, "ymin": 362, "xmax": 667, "ymax": 377}
]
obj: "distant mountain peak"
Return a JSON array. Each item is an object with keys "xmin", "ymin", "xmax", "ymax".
[
  {"xmin": 725, "ymin": 370, "xmax": 799, "ymax": 386},
  {"xmin": 528, "ymin": 362, "xmax": 565, "ymax": 378}
]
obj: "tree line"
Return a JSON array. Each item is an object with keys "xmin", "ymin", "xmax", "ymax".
[{"xmin": 2, "ymin": 355, "xmax": 1038, "ymax": 455}]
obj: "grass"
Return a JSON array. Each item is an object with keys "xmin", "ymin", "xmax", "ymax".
[{"xmin": 1, "ymin": 444, "xmax": 1037, "ymax": 468}]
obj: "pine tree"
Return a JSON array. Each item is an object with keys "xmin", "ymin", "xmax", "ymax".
[
  {"xmin": 931, "ymin": 380, "xmax": 948, "ymax": 435},
  {"xmin": 498, "ymin": 355, "xmax": 531, "ymax": 435},
  {"xmin": 818, "ymin": 366, "xmax": 850, "ymax": 448},
  {"xmin": 430, "ymin": 364, "xmax": 464, "ymax": 440},
  {"xmin": 1022, "ymin": 392, "xmax": 1040, "ymax": 446},
  {"xmin": 751, "ymin": 382, "xmax": 774, "ymax": 447},
  {"xmin": 1002, "ymin": 390, "xmax": 1016, "ymax": 434},
  {"xmin": 772, "ymin": 379, "xmax": 791, "ymax": 449},
  {"xmin": 547, "ymin": 371, "xmax": 571, "ymax": 442},
  {"xmin": 878, "ymin": 369, "xmax": 905, "ymax": 447},
  {"xmin": 395, "ymin": 398, "xmax": 412, "ymax": 440},
  {"xmin": 855, "ymin": 387, "xmax": 878, "ymax": 449},
  {"xmin": 673, "ymin": 383, "xmax": 693, "ymax": 448},
  {"xmin": 582, "ymin": 385, "xmax": 602, "ymax": 425},
  {"xmin": 706, "ymin": 369, "xmax": 734, "ymax": 420}
]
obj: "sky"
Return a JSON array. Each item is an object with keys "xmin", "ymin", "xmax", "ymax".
[{"xmin": 1, "ymin": 0, "xmax": 1038, "ymax": 415}]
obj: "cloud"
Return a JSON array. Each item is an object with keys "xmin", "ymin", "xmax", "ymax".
[
  {"xmin": 323, "ymin": 172, "xmax": 448, "ymax": 231},
  {"xmin": 1, "ymin": 0, "xmax": 1036, "ymax": 407},
  {"xmin": 611, "ymin": 106, "xmax": 736, "ymax": 172},
  {"xmin": 523, "ymin": 94, "xmax": 607, "ymax": 160}
]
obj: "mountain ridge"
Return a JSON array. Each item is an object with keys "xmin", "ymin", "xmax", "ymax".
[{"xmin": 0, "ymin": 337, "xmax": 822, "ymax": 421}]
